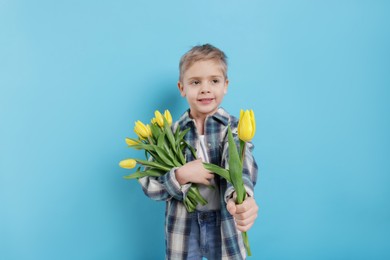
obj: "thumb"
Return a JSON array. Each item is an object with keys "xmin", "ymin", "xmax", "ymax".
[{"xmin": 226, "ymin": 198, "xmax": 237, "ymax": 216}]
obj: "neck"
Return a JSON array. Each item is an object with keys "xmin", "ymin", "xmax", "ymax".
[{"xmin": 190, "ymin": 111, "xmax": 207, "ymax": 135}]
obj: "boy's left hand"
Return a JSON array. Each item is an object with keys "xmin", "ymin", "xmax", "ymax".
[{"xmin": 226, "ymin": 196, "xmax": 259, "ymax": 232}]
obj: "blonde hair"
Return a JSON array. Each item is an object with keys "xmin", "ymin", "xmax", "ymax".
[{"xmin": 179, "ymin": 44, "xmax": 228, "ymax": 81}]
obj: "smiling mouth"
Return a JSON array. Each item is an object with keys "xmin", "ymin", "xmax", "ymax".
[{"xmin": 198, "ymin": 98, "xmax": 214, "ymax": 102}]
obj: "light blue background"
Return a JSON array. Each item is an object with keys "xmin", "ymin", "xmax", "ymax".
[{"xmin": 1, "ymin": 1, "xmax": 389, "ymax": 259}]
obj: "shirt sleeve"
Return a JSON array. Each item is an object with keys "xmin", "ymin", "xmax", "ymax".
[{"xmin": 138, "ymin": 167, "xmax": 191, "ymax": 201}]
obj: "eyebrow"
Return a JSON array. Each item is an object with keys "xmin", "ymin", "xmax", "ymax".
[{"xmin": 187, "ymin": 75, "xmax": 223, "ymax": 81}]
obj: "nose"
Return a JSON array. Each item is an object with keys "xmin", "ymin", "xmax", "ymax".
[{"xmin": 200, "ymin": 82, "xmax": 211, "ymax": 93}]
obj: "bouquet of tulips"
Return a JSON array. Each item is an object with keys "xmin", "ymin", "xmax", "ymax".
[
  {"xmin": 119, "ymin": 110, "xmax": 209, "ymax": 212},
  {"xmin": 119, "ymin": 109, "xmax": 256, "ymax": 256}
]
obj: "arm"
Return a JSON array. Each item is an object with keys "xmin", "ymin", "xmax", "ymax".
[
  {"xmin": 138, "ymin": 167, "xmax": 185, "ymax": 201},
  {"xmin": 175, "ymin": 159, "xmax": 214, "ymax": 186},
  {"xmin": 138, "ymin": 159, "xmax": 214, "ymax": 202},
  {"xmin": 223, "ymin": 134, "xmax": 259, "ymax": 232}
]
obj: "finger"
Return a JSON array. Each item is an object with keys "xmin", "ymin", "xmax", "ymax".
[
  {"xmin": 202, "ymin": 179, "xmax": 211, "ymax": 186},
  {"xmin": 226, "ymin": 199, "xmax": 236, "ymax": 215},
  {"xmin": 234, "ymin": 211, "xmax": 258, "ymax": 227},
  {"xmin": 236, "ymin": 219, "xmax": 255, "ymax": 232},
  {"xmin": 205, "ymin": 172, "xmax": 214, "ymax": 179},
  {"xmin": 203, "ymin": 165, "xmax": 212, "ymax": 174},
  {"xmin": 235, "ymin": 197, "xmax": 258, "ymax": 214},
  {"xmin": 235, "ymin": 204, "xmax": 258, "ymax": 220},
  {"xmin": 235, "ymin": 202, "xmax": 250, "ymax": 214}
]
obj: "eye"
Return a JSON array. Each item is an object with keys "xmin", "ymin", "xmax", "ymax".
[
  {"xmin": 212, "ymin": 79, "xmax": 220, "ymax": 84},
  {"xmin": 191, "ymin": 80, "xmax": 200, "ymax": 85}
]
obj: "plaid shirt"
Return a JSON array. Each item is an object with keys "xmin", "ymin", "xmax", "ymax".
[{"xmin": 139, "ymin": 107, "xmax": 258, "ymax": 260}]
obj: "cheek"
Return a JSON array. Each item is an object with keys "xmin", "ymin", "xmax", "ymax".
[
  {"xmin": 186, "ymin": 89, "xmax": 197, "ymax": 98},
  {"xmin": 217, "ymin": 89, "xmax": 226, "ymax": 97}
]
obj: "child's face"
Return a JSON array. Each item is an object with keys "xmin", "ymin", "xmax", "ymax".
[{"xmin": 178, "ymin": 59, "xmax": 228, "ymax": 119}]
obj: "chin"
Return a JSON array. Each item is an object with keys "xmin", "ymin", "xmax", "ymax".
[{"xmin": 199, "ymin": 108, "xmax": 218, "ymax": 115}]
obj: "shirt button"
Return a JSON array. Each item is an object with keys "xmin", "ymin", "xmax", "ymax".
[{"xmin": 208, "ymin": 143, "xmax": 211, "ymax": 147}]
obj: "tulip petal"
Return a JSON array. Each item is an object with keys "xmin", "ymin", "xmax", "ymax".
[
  {"xmin": 119, "ymin": 159, "xmax": 137, "ymax": 169},
  {"xmin": 154, "ymin": 110, "xmax": 164, "ymax": 127},
  {"xmin": 125, "ymin": 137, "xmax": 139, "ymax": 146},
  {"xmin": 238, "ymin": 109, "xmax": 255, "ymax": 142},
  {"xmin": 164, "ymin": 110, "xmax": 172, "ymax": 126},
  {"xmin": 250, "ymin": 110, "xmax": 256, "ymax": 139}
]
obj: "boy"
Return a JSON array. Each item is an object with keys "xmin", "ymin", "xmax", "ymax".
[{"xmin": 139, "ymin": 44, "xmax": 258, "ymax": 259}]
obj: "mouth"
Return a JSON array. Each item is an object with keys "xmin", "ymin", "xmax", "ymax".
[{"xmin": 198, "ymin": 98, "xmax": 214, "ymax": 104}]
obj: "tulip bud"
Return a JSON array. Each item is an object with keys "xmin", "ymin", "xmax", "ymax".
[
  {"xmin": 125, "ymin": 138, "xmax": 141, "ymax": 150},
  {"xmin": 164, "ymin": 110, "xmax": 172, "ymax": 126},
  {"xmin": 250, "ymin": 109, "xmax": 256, "ymax": 137},
  {"xmin": 154, "ymin": 110, "xmax": 164, "ymax": 127},
  {"xmin": 238, "ymin": 109, "xmax": 256, "ymax": 142},
  {"xmin": 119, "ymin": 159, "xmax": 137, "ymax": 169},
  {"xmin": 134, "ymin": 120, "xmax": 152, "ymax": 140},
  {"xmin": 125, "ymin": 138, "xmax": 139, "ymax": 146}
]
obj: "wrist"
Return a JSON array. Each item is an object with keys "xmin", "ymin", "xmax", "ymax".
[{"xmin": 175, "ymin": 167, "xmax": 188, "ymax": 185}]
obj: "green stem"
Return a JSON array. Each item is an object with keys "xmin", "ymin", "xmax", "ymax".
[
  {"xmin": 241, "ymin": 140, "xmax": 246, "ymax": 164},
  {"xmin": 242, "ymin": 231, "xmax": 251, "ymax": 256}
]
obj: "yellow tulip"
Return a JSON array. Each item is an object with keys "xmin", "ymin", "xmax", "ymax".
[
  {"xmin": 154, "ymin": 110, "xmax": 164, "ymax": 127},
  {"xmin": 125, "ymin": 138, "xmax": 139, "ymax": 146},
  {"xmin": 237, "ymin": 109, "xmax": 256, "ymax": 142},
  {"xmin": 134, "ymin": 120, "xmax": 151, "ymax": 140},
  {"xmin": 119, "ymin": 159, "xmax": 137, "ymax": 169},
  {"xmin": 164, "ymin": 110, "xmax": 172, "ymax": 126}
]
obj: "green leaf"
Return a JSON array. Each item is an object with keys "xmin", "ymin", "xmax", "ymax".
[
  {"xmin": 176, "ymin": 144, "xmax": 186, "ymax": 165},
  {"xmin": 227, "ymin": 125, "xmax": 245, "ymax": 204},
  {"xmin": 136, "ymin": 142, "xmax": 176, "ymax": 168},
  {"xmin": 146, "ymin": 150, "xmax": 166, "ymax": 166},
  {"xmin": 123, "ymin": 169, "xmax": 163, "ymax": 179},
  {"xmin": 188, "ymin": 186, "xmax": 208, "ymax": 205},
  {"xmin": 176, "ymin": 128, "xmax": 190, "ymax": 145},
  {"xmin": 131, "ymin": 143, "xmax": 155, "ymax": 152},
  {"xmin": 203, "ymin": 162, "xmax": 231, "ymax": 183},
  {"xmin": 144, "ymin": 149, "xmax": 148, "ymax": 161},
  {"xmin": 182, "ymin": 140, "xmax": 197, "ymax": 159},
  {"xmin": 153, "ymin": 146, "xmax": 176, "ymax": 167},
  {"xmin": 174, "ymin": 124, "xmax": 181, "ymax": 140},
  {"xmin": 184, "ymin": 196, "xmax": 196, "ymax": 212},
  {"xmin": 135, "ymin": 159, "xmax": 171, "ymax": 172},
  {"xmin": 162, "ymin": 141, "xmax": 174, "ymax": 158},
  {"xmin": 157, "ymin": 131, "xmax": 166, "ymax": 148},
  {"xmin": 150, "ymin": 122, "xmax": 161, "ymax": 141},
  {"xmin": 163, "ymin": 117, "xmax": 176, "ymax": 151}
]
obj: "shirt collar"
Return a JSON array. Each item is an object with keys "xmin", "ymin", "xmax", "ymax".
[{"xmin": 179, "ymin": 107, "xmax": 230, "ymax": 127}]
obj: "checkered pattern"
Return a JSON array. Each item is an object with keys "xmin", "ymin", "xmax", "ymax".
[{"xmin": 138, "ymin": 107, "xmax": 258, "ymax": 259}]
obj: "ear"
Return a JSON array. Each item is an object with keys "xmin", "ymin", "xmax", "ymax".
[
  {"xmin": 224, "ymin": 79, "xmax": 229, "ymax": 94},
  {"xmin": 178, "ymin": 81, "xmax": 186, "ymax": 97}
]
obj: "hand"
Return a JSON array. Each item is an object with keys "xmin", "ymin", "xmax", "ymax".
[
  {"xmin": 175, "ymin": 159, "xmax": 214, "ymax": 185},
  {"xmin": 227, "ymin": 196, "xmax": 259, "ymax": 232}
]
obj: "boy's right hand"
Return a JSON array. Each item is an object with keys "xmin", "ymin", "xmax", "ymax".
[{"xmin": 175, "ymin": 159, "xmax": 214, "ymax": 185}]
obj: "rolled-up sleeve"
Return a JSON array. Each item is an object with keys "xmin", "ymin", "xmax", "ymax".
[{"xmin": 138, "ymin": 167, "xmax": 191, "ymax": 201}]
